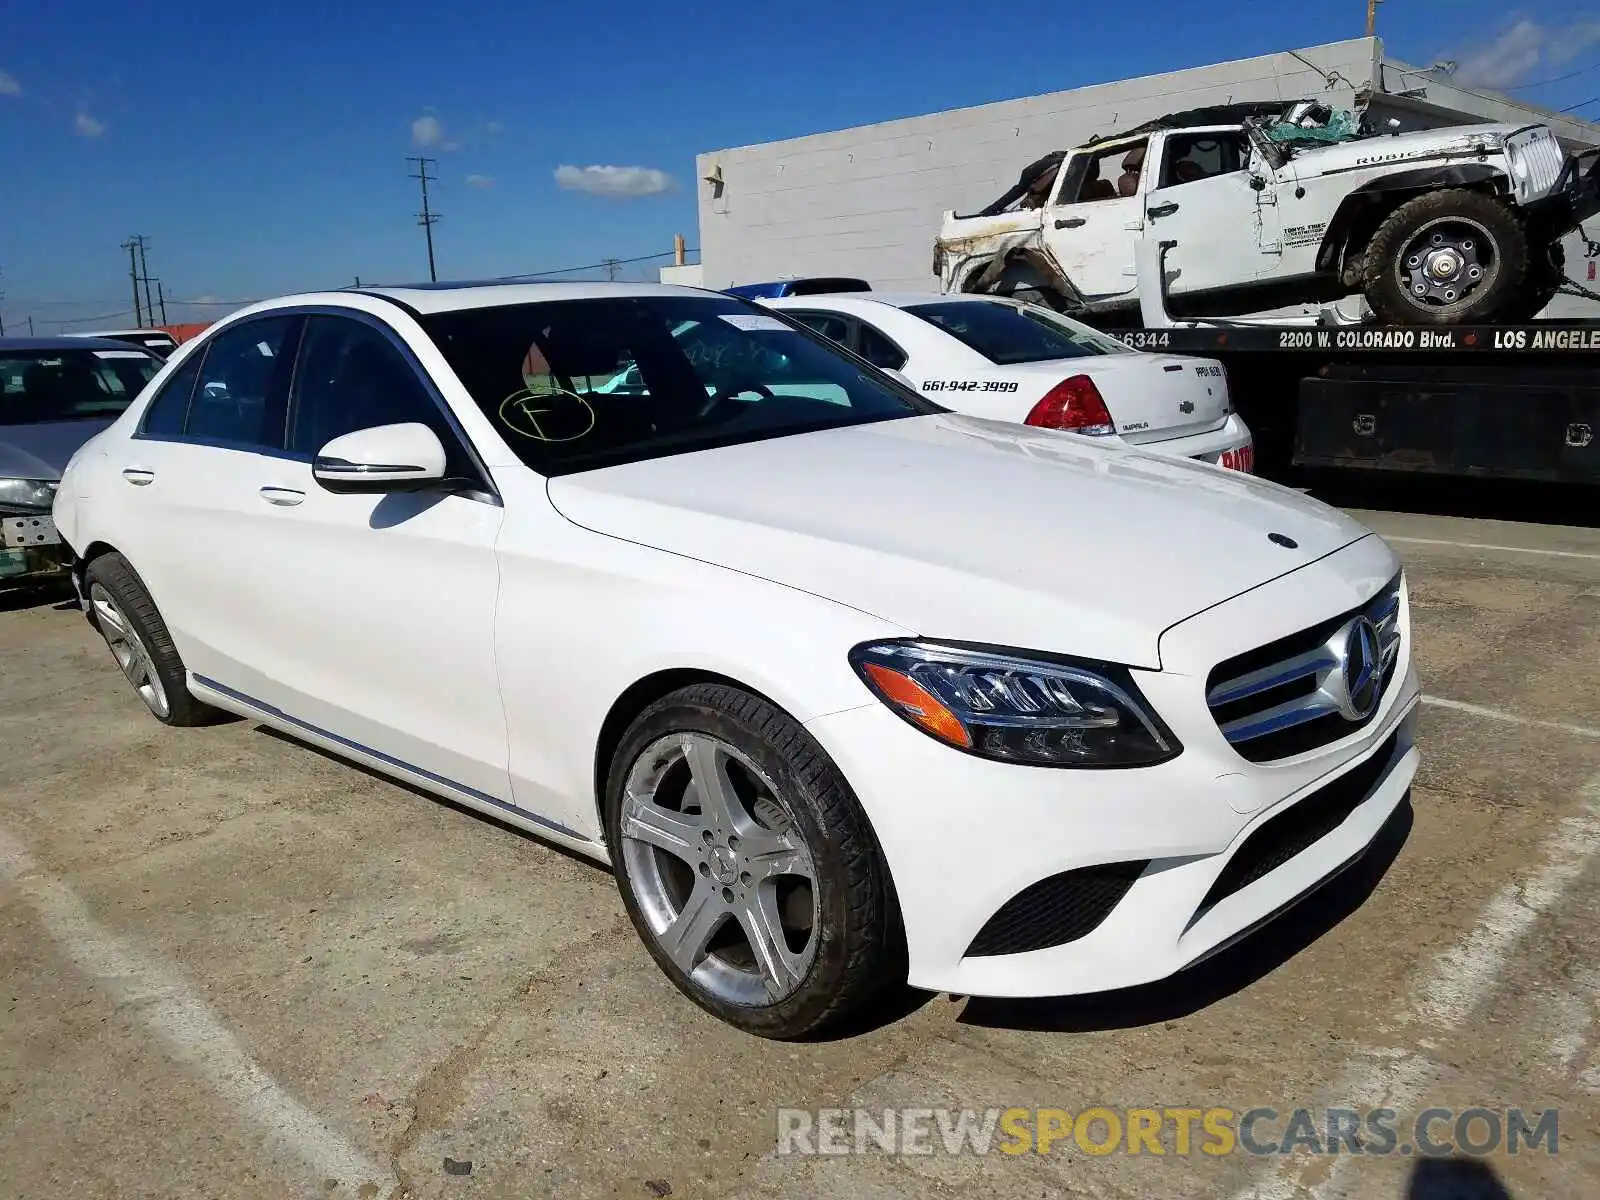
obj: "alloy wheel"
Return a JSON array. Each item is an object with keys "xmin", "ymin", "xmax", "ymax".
[
  {"xmin": 619, "ymin": 732, "xmax": 819, "ymax": 1005},
  {"xmin": 89, "ymin": 582, "xmax": 171, "ymax": 720}
]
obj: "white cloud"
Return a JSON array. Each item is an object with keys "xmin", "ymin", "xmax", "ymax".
[
  {"xmin": 74, "ymin": 112, "xmax": 106, "ymax": 137},
  {"xmin": 466, "ymin": 173, "xmax": 494, "ymax": 189},
  {"xmin": 553, "ymin": 164, "xmax": 674, "ymax": 198},
  {"xmin": 1453, "ymin": 17, "xmax": 1600, "ymax": 89},
  {"xmin": 0, "ymin": 70, "xmax": 20, "ymax": 97},
  {"xmin": 485, "ymin": 120, "xmax": 503, "ymax": 135},
  {"xmin": 411, "ymin": 114, "xmax": 443, "ymax": 147}
]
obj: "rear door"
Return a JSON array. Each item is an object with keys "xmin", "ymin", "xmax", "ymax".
[
  {"xmin": 1039, "ymin": 138, "xmax": 1150, "ymax": 301},
  {"xmin": 106, "ymin": 313, "xmax": 306, "ymax": 701}
]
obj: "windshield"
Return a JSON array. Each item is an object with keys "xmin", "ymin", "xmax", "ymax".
[
  {"xmin": 0, "ymin": 348, "xmax": 161, "ymax": 425},
  {"xmin": 904, "ymin": 299, "xmax": 1133, "ymax": 364},
  {"xmin": 420, "ymin": 295, "xmax": 940, "ymax": 475}
]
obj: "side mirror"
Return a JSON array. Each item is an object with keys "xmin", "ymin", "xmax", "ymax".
[{"xmin": 312, "ymin": 422, "xmax": 447, "ymax": 493}]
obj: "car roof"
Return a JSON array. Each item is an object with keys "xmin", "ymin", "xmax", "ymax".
[
  {"xmin": 766, "ymin": 292, "xmax": 1006, "ymax": 312},
  {"xmin": 344, "ymin": 280, "xmax": 720, "ymax": 315},
  {"xmin": 0, "ymin": 335, "xmax": 161, "ymax": 353},
  {"xmin": 68, "ymin": 328, "xmax": 177, "ymax": 339}
]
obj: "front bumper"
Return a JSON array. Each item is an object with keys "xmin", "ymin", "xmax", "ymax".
[
  {"xmin": 0, "ymin": 513, "xmax": 68, "ymax": 586},
  {"xmin": 804, "ymin": 534, "xmax": 1419, "ymax": 998}
]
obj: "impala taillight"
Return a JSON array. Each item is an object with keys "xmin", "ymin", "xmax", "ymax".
[{"xmin": 1024, "ymin": 375, "xmax": 1115, "ymax": 436}]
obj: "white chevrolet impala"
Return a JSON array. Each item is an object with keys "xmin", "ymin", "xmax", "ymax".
[
  {"xmin": 52, "ymin": 282, "xmax": 1419, "ymax": 1039},
  {"xmin": 763, "ymin": 292, "xmax": 1256, "ymax": 472}
]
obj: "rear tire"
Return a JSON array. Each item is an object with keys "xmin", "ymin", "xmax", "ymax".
[
  {"xmin": 83, "ymin": 553, "xmax": 224, "ymax": 727},
  {"xmin": 1360, "ymin": 189, "xmax": 1531, "ymax": 325},
  {"xmin": 604, "ymin": 682, "xmax": 902, "ymax": 1039}
]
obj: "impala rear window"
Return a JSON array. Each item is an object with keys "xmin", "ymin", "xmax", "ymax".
[
  {"xmin": 420, "ymin": 296, "xmax": 941, "ymax": 475},
  {"xmin": 904, "ymin": 300, "xmax": 1132, "ymax": 365}
]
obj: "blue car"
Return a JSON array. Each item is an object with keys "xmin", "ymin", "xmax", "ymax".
[{"xmin": 723, "ymin": 277, "xmax": 871, "ymax": 300}]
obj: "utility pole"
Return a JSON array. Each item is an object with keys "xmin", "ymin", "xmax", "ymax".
[
  {"xmin": 28, "ymin": 315, "xmax": 35, "ymax": 336},
  {"xmin": 603, "ymin": 257, "xmax": 621, "ymax": 281},
  {"xmin": 155, "ymin": 279, "xmax": 168, "ymax": 325},
  {"xmin": 135, "ymin": 236, "xmax": 155, "ymax": 327},
  {"xmin": 122, "ymin": 238, "xmax": 144, "ymax": 326},
  {"xmin": 407, "ymin": 156, "xmax": 440, "ymax": 282},
  {"xmin": 1366, "ymin": 0, "xmax": 1380, "ymax": 37}
]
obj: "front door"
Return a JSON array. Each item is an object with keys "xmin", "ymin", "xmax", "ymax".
[
  {"xmin": 1040, "ymin": 139, "xmax": 1150, "ymax": 302},
  {"xmin": 238, "ymin": 312, "xmax": 510, "ymax": 801},
  {"xmin": 1143, "ymin": 129, "xmax": 1284, "ymax": 295}
]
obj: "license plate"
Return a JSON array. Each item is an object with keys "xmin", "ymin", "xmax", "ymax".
[
  {"xmin": 1217, "ymin": 443, "xmax": 1255, "ymax": 474},
  {"xmin": 1, "ymin": 515, "xmax": 59, "ymax": 547}
]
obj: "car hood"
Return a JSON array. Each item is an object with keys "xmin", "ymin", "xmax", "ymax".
[
  {"xmin": 0, "ymin": 419, "xmax": 113, "ymax": 479},
  {"xmin": 1296, "ymin": 122, "xmax": 1521, "ymax": 176},
  {"xmin": 546, "ymin": 414, "xmax": 1374, "ymax": 670}
]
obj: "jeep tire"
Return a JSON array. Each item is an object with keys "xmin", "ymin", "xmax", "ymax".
[{"xmin": 1360, "ymin": 188, "xmax": 1531, "ymax": 326}]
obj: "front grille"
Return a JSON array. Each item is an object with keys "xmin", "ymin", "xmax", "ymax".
[
  {"xmin": 1195, "ymin": 730, "xmax": 1399, "ymax": 919},
  {"xmin": 1206, "ymin": 573, "xmax": 1401, "ymax": 763},
  {"xmin": 1508, "ymin": 128, "xmax": 1565, "ymax": 199},
  {"xmin": 965, "ymin": 861, "xmax": 1148, "ymax": 958}
]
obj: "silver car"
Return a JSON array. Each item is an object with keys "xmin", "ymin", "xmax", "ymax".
[{"xmin": 1, "ymin": 337, "xmax": 164, "ymax": 587}]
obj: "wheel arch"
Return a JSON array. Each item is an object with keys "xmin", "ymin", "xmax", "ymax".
[
  {"xmin": 1317, "ymin": 165, "xmax": 1512, "ymax": 277},
  {"xmin": 591, "ymin": 667, "xmax": 791, "ymax": 836}
]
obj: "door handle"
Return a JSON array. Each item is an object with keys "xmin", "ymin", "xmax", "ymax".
[
  {"xmin": 259, "ymin": 486, "xmax": 306, "ymax": 507},
  {"xmin": 121, "ymin": 468, "xmax": 155, "ymax": 486},
  {"xmin": 1054, "ymin": 217, "xmax": 1087, "ymax": 229},
  {"xmin": 1148, "ymin": 202, "xmax": 1179, "ymax": 219}
]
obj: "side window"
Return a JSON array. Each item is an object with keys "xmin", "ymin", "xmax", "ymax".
[
  {"xmin": 788, "ymin": 311, "xmax": 852, "ymax": 345},
  {"xmin": 139, "ymin": 351, "xmax": 203, "ymax": 437},
  {"xmin": 288, "ymin": 316, "xmax": 473, "ymax": 476},
  {"xmin": 187, "ymin": 316, "xmax": 301, "ymax": 450},
  {"xmin": 856, "ymin": 322, "xmax": 907, "ymax": 371},
  {"xmin": 1058, "ymin": 141, "xmax": 1148, "ymax": 204},
  {"xmin": 1160, "ymin": 133, "xmax": 1248, "ymax": 187}
]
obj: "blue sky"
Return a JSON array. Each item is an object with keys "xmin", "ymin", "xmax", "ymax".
[{"xmin": 4, "ymin": 0, "xmax": 1600, "ymax": 329}]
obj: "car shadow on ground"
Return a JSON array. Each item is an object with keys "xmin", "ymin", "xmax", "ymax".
[
  {"xmin": 0, "ymin": 580, "xmax": 76, "ymax": 614},
  {"xmin": 954, "ymin": 798, "xmax": 1414, "ymax": 1034},
  {"xmin": 1406, "ymin": 1157, "xmax": 1515, "ymax": 1199}
]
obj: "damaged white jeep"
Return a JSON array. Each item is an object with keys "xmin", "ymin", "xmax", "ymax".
[{"xmin": 935, "ymin": 100, "xmax": 1600, "ymax": 326}]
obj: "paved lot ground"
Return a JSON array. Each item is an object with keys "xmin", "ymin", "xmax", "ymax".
[{"xmin": 1, "ymin": 506, "xmax": 1597, "ymax": 1200}]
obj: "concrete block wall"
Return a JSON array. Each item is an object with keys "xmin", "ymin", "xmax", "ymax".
[{"xmin": 695, "ymin": 39, "xmax": 1382, "ymax": 290}]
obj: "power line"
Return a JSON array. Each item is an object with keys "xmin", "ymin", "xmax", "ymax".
[
  {"xmin": 5, "ymin": 244, "xmax": 704, "ymax": 312},
  {"xmin": 1511, "ymin": 59, "xmax": 1600, "ymax": 91},
  {"xmin": 407, "ymin": 156, "xmax": 441, "ymax": 283}
]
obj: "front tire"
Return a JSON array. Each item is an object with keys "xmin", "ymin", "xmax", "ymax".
[
  {"xmin": 83, "ymin": 553, "xmax": 223, "ymax": 726},
  {"xmin": 604, "ymin": 683, "xmax": 901, "ymax": 1039},
  {"xmin": 1360, "ymin": 188, "xmax": 1531, "ymax": 325}
]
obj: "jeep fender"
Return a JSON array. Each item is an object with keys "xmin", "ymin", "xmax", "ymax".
[
  {"xmin": 944, "ymin": 239, "xmax": 1084, "ymax": 308},
  {"xmin": 1316, "ymin": 163, "xmax": 1512, "ymax": 275}
]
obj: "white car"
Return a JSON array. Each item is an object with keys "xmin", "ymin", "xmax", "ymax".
[
  {"xmin": 53, "ymin": 282, "xmax": 1420, "ymax": 1039},
  {"xmin": 763, "ymin": 292, "xmax": 1255, "ymax": 472}
]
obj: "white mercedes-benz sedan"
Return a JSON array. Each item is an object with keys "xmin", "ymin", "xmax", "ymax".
[
  {"xmin": 52, "ymin": 282, "xmax": 1419, "ymax": 1039},
  {"xmin": 763, "ymin": 291, "xmax": 1256, "ymax": 471}
]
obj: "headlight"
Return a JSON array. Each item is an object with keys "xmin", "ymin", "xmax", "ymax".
[
  {"xmin": 848, "ymin": 640, "xmax": 1180, "ymax": 768},
  {"xmin": 0, "ymin": 478, "xmax": 57, "ymax": 511}
]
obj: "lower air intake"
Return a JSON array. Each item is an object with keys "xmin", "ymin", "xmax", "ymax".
[{"xmin": 965, "ymin": 861, "xmax": 1148, "ymax": 958}]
